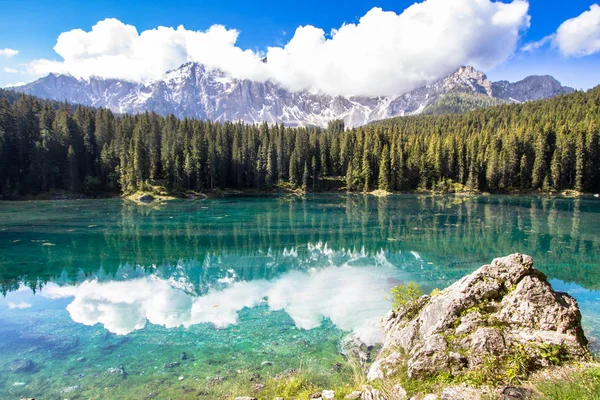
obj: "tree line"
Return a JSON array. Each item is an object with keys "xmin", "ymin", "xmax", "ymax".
[{"xmin": 0, "ymin": 86, "xmax": 599, "ymax": 197}]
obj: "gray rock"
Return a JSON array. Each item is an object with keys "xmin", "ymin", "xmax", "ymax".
[
  {"xmin": 8, "ymin": 359, "xmax": 35, "ymax": 373},
  {"xmin": 499, "ymin": 386, "xmax": 531, "ymax": 400},
  {"xmin": 368, "ymin": 254, "xmax": 589, "ymax": 383},
  {"xmin": 361, "ymin": 386, "xmax": 382, "ymax": 400},
  {"xmin": 442, "ymin": 385, "xmax": 490, "ymax": 400},
  {"xmin": 62, "ymin": 385, "xmax": 80, "ymax": 393},
  {"xmin": 340, "ymin": 333, "xmax": 376, "ymax": 365},
  {"xmin": 322, "ymin": 389, "xmax": 336, "ymax": 399},
  {"xmin": 138, "ymin": 194, "xmax": 154, "ymax": 203},
  {"xmin": 164, "ymin": 362, "xmax": 180, "ymax": 369},
  {"xmin": 106, "ymin": 365, "xmax": 127, "ymax": 377},
  {"xmin": 344, "ymin": 391, "xmax": 362, "ymax": 399}
]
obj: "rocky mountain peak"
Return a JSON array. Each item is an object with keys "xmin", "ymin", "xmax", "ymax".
[{"xmin": 13, "ymin": 64, "xmax": 574, "ymax": 127}]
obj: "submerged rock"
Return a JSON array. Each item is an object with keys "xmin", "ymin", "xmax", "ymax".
[
  {"xmin": 62, "ymin": 385, "xmax": 80, "ymax": 393},
  {"xmin": 252, "ymin": 383, "xmax": 266, "ymax": 391},
  {"xmin": 8, "ymin": 359, "xmax": 35, "ymax": 373},
  {"xmin": 100, "ymin": 333, "xmax": 128, "ymax": 353},
  {"xmin": 207, "ymin": 376, "xmax": 226, "ymax": 386},
  {"xmin": 164, "ymin": 362, "xmax": 180, "ymax": 369},
  {"xmin": 106, "ymin": 365, "xmax": 127, "ymax": 377},
  {"xmin": 368, "ymin": 254, "xmax": 589, "ymax": 383}
]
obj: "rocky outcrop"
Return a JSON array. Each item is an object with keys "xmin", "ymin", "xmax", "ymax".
[{"xmin": 368, "ymin": 254, "xmax": 588, "ymax": 383}]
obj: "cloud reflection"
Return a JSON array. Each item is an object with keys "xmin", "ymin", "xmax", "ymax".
[{"xmin": 41, "ymin": 263, "xmax": 402, "ymax": 344}]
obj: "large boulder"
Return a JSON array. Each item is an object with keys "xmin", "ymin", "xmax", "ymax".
[{"xmin": 368, "ymin": 254, "xmax": 588, "ymax": 382}]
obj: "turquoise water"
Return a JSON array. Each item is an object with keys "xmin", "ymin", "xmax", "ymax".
[{"xmin": 0, "ymin": 194, "xmax": 599, "ymax": 399}]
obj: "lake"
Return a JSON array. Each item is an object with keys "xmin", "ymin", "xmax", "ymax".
[{"xmin": 1, "ymin": 194, "xmax": 599, "ymax": 399}]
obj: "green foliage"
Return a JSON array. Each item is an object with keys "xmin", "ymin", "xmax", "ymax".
[
  {"xmin": 1, "ymin": 84, "xmax": 600, "ymax": 198},
  {"xmin": 539, "ymin": 343, "xmax": 570, "ymax": 365},
  {"xmin": 389, "ymin": 282, "xmax": 424, "ymax": 311},
  {"xmin": 505, "ymin": 343, "xmax": 534, "ymax": 384},
  {"xmin": 83, "ymin": 175, "xmax": 102, "ymax": 196},
  {"xmin": 422, "ymin": 91, "xmax": 507, "ymax": 116},
  {"xmin": 273, "ymin": 375, "xmax": 316, "ymax": 399}
]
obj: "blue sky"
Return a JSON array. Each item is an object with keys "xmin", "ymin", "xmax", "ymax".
[{"xmin": 1, "ymin": 0, "xmax": 600, "ymax": 93}]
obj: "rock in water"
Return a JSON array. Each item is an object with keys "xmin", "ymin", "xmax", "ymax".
[
  {"xmin": 8, "ymin": 359, "xmax": 35, "ymax": 373},
  {"xmin": 137, "ymin": 193, "xmax": 154, "ymax": 203},
  {"xmin": 368, "ymin": 254, "xmax": 589, "ymax": 381}
]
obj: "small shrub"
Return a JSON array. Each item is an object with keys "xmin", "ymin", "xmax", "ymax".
[
  {"xmin": 505, "ymin": 344, "xmax": 533, "ymax": 384},
  {"xmin": 389, "ymin": 282, "xmax": 424, "ymax": 311},
  {"xmin": 539, "ymin": 343, "xmax": 570, "ymax": 365}
]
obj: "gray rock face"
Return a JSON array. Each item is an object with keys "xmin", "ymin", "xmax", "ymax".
[
  {"xmin": 13, "ymin": 64, "xmax": 573, "ymax": 128},
  {"xmin": 368, "ymin": 254, "xmax": 588, "ymax": 382},
  {"xmin": 491, "ymin": 75, "xmax": 574, "ymax": 103}
]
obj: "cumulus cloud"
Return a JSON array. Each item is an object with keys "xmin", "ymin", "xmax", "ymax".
[
  {"xmin": 27, "ymin": 0, "xmax": 530, "ymax": 96},
  {"xmin": 3, "ymin": 67, "xmax": 18, "ymax": 73},
  {"xmin": 41, "ymin": 263, "xmax": 403, "ymax": 344},
  {"xmin": 0, "ymin": 48, "xmax": 18, "ymax": 58},
  {"xmin": 554, "ymin": 4, "xmax": 600, "ymax": 57}
]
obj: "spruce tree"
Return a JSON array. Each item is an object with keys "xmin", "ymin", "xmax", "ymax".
[{"xmin": 378, "ymin": 145, "xmax": 391, "ymax": 191}]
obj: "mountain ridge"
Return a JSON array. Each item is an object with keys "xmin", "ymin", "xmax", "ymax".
[{"xmin": 13, "ymin": 64, "xmax": 574, "ymax": 127}]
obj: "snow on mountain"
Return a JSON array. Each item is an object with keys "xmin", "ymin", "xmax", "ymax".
[{"xmin": 14, "ymin": 63, "xmax": 574, "ymax": 128}]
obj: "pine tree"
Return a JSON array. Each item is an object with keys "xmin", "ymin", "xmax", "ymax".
[
  {"xmin": 378, "ymin": 145, "xmax": 391, "ymax": 191},
  {"xmin": 289, "ymin": 149, "xmax": 298, "ymax": 187},
  {"xmin": 67, "ymin": 145, "xmax": 79, "ymax": 192},
  {"xmin": 302, "ymin": 160, "xmax": 309, "ymax": 190},
  {"xmin": 575, "ymin": 128, "xmax": 586, "ymax": 192}
]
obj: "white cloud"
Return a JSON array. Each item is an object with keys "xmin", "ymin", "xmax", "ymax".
[
  {"xmin": 521, "ymin": 34, "xmax": 555, "ymax": 52},
  {"xmin": 554, "ymin": 4, "xmax": 600, "ymax": 57},
  {"xmin": 27, "ymin": 0, "xmax": 530, "ymax": 97},
  {"xmin": 0, "ymin": 48, "xmax": 18, "ymax": 58},
  {"xmin": 3, "ymin": 67, "xmax": 18, "ymax": 73},
  {"xmin": 8, "ymin": 301, "xmax": 32, "ymax": 309},
  {"xmin": 3, "ymin": 81, "xmax": 26, "ymax": 88}
]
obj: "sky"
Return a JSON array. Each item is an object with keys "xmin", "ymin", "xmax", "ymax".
[{"xmin": 0, "ymin": 0, "xmax": 600, "ymax": 95}]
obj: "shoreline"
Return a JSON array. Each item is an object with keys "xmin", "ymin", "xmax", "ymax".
[{"xmin": 1, "ymin": 188, "xmax": 598, "ymax": 202}]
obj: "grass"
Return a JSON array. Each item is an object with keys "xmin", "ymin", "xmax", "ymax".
[{"xmin": 533, "ymin": 365, "xmax": 600, "ymax": 399}]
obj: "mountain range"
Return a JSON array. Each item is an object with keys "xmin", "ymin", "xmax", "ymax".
[{"xmin": 14, "ymin": 64, "xmax": 574, "ymax": 128}]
